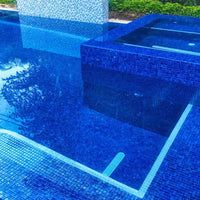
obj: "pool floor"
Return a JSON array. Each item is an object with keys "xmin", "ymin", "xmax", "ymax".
[
  {"xmin": 0, "ymin": 12, "xmax": 199, "ymax": 200},
  {"xmin": 0, "ymin": 103, "xmax": 199, "ymax": 199},
  {"xmin": 0, "ymin": 48, "xmax": 194, "ymax": 191}
]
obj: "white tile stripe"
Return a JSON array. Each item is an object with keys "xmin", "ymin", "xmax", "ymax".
[
  {"xmin": 0, "ymin": 104, "xmax": 192, "ymax": 198},
  {"xmin": 150, "ymin": 27, "xmax": 200, "ymax": 36},
  {"xmin": 138, "ymin": 103, "xmax": 193, "ymax": 198},
  {"xmin": 103, "ymin": 152, "xmax": 125, "ymax": 176},
  {"xmin": 152, "ymin": 45, "xmax": 200, "ymax": 57},
  {"xmin": 0, "ymin": 129, "xmax": 140, "ymax": 197}
]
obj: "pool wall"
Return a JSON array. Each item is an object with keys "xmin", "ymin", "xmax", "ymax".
[
  {"xmin": 81, "ymin": 14, "xmax": 200, "ymax": 87},
  {"xmin": 16, "ymin": 0, "xmax": 108, "ymax": 24}
]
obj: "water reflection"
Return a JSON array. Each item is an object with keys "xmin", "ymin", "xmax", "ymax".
[
  {"xmin": 0, "ymin": 15, "xmax": 119, "ymax": 150},
  {"xmin": 1, "ymin": 51, "xmax": 83, "ymax": 149}
]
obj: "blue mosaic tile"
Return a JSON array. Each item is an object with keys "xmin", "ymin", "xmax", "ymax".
[
  {"xmin": 81, "ymin": 14, "xmax": 200, "ymax": 87},
  {"xmin": 1, "ymin": 105, "xmax": 200, "ymax": 200},
  {"xmin": 0, "ymin": 11, "xmax": 199, "ymax": 199},
  {"xmin": 145, "ymin": 106, "xmax": 200, "ymax": 200},
  {"xmin": 0, "ymin": 131, "xmax": 136, "ymax": 200}
]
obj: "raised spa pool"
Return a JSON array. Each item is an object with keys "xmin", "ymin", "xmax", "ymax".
[
  {"xmin": 0, "ymin": 11, "xmax": 200, "ymax": 200},
  {"xmin": 116, "ymin": 17, "xmax": 200, "ymax": 56},
  {"xmin": 82, "ymin": 14, "xmax": 200, "ymax": 87}
]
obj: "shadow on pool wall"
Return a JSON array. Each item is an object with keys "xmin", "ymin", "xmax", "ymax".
[{"xmin": 82, "ymin": 65, "xmax": 196, "ymax": 136}]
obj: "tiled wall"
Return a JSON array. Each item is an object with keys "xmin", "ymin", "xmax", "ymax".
[
  {"xmin": 81, "ymin": 14, "xmax": 200, "ymax": 87},
  {"xmin": 82, "ymin": 46, "xmax": 200, "ymax": 87},
  {"xmin": 16, "ymin": 0, "xmax": 108, "ymax": 24}
]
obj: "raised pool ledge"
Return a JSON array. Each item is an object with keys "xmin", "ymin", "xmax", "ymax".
[{"xmin": 81, "ymin": 14, "xmax": 200, "ymax": 87}]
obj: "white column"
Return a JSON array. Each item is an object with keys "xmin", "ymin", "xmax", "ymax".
[{"xmin": 16, "ymin": 0, "xmax": 108, "ymax": 24}]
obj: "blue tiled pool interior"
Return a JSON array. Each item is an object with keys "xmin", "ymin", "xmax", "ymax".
[
  {"xmin": 0, "ymin": 11, "xmax": 200, "ymax": 199},
  {"xmin": 116, "ymin": 17, "xmax": 200, "ymax": 55}
]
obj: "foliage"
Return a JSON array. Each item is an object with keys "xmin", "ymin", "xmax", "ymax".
[
  {"xmin": 160, "ymin": 0, "xmax": 200, "ymax": 6},
  {"xmin": 0, "ymin": 0, "xmax": 16, "ymax": 5},
  {"xmin": 110, "ymin": 0, "xmax": 200, "ymax": 17}
]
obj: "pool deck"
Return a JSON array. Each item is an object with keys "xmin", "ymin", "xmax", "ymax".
[
  {"xmin": 0, "ymin": 5, "xmax": 16, "ymax": 11},
  {"xmin": 0, "ymin": 105, "xmax": 199, "ymax": 199}
]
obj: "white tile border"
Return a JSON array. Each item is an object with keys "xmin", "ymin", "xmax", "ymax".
[
  {"xmin": 103, "ymin": 152, "xmax": 125, "ymax": 176},
  {"xmin": 0, "ymin": 104, "xmax": 192, "ymax": 198},
  {"xmin": 138, "ymin": 103, "xmax": 193, "ymax": 198}
]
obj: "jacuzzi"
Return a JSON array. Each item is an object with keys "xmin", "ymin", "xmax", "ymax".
[{"xmin": 81, "ymin": 14, "xmax": 200, "ymax": 87}]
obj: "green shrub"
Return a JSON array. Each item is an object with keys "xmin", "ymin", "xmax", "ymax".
[
  {"xmin": 110, "ymin": 0, "xmax": 200, "ymax": 17},
  {"xmin": 162, "ymin": 2, "xmax": 184, "ymax": 15},
  {"xmin": 0, "ymin": 0, "xmax": 16, "ymax": 5},
  {"xmin": 110, "ymin": 0, "xmax": 126, "ymax": 11},
  {"xmin": 160, "ymin": 0, "xmax": 199, "ymax": 6},
  {"xmin": 122, "ymin": 0, "xmax": 163, "ymax": 13}
]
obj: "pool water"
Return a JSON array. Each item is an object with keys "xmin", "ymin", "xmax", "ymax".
[
  {"xmin": 116, "ymin": 17, "xmax": 200, "ymax": 55},
  {"xmin": 0, "ymin": 13, "xmax": 198, "ymax": 195},
  {"xmin": 147, "ymin": 17, "xmax": 200, "ymax": 33}
]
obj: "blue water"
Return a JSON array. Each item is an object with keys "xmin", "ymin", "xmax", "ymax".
[
  {"xmin": 147, "ymin": 18, "xmax": 200, "ymax": 33},
  {"xmin": 0, "ymin": 12, "xmax": 196, "ymax": 191},
  {"xmin": 116, "ymin": 18, "xmax": 200, "ymax": 54}
]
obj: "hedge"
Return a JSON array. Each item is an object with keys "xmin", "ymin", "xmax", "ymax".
[
  {"xmin": 0, "ymin": 0, "xmax": 200, "ymax": 18},
  {"xmin": 110, "ymin": 0, "xmax": 200, "ymax": 18},
  {"xmin": 0, "ymin": 0, "xmax": 16, "ymax": 4},
  {"xmin": 160, "ymin": 0, "xmax": 199, "ymax": 6}
]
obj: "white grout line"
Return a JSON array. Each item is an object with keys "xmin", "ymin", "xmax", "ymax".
[{"xmin": 138, "ymin": 104, "xmax": 193, "ymax": 198}]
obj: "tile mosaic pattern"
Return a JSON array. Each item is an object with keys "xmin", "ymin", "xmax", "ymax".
[
  {"xmin": 18, "ymin": 15, "xmax": 106, "ymax": 39},
  {"xmin": 0, "ymin": 11, "xmax": 199, "ymax": 199},
  {"xmin": 0, "ymin": 130, "xmax": 136, "ymax": 200},
  {"xmin": 16, "ymin": 0, "xmax": 108, "ymax": 24},
  {"xmin": 81, "ymin": 14, "xmax": 200, "ymax": 87},
  {"xmin": 145, "ymin": 106, "xmax": 200, "ymax": 200},
  {"xmin": 0, "ymin": 106, "xmax": 200, "ymax": 199}
]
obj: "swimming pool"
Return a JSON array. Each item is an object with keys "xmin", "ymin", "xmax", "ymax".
[{"xmin": 0, "ymin": 11, "xmax": 200, "ymax": 199}]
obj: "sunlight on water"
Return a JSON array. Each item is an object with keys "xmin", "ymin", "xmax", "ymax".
[{"xmin": 0, "ymin": 59, "xmax": 29, "ymax": 132}]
